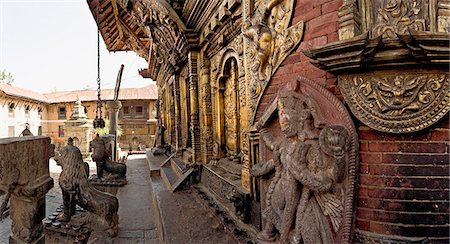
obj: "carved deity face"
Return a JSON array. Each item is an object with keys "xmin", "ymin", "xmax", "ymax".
[{"xmin": 278, "ymin": 100, "xmax": 297, "ymax": 137}]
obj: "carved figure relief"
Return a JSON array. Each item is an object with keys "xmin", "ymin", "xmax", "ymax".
[
  {"xmin": 252, "ymin": 78, "xmax": 358, "ymax": 243},
  {"xmin": 55, "ymin": 139, "xmax": 119, "ymax": 236},
  {"xmin": 243, "ymin": 0, "xmax": 304, "ymax": 116},
  {"xmin": 339, "ymin": 72, "xmax": 450, "ymax": 133},
  {"xmin": 372, "ymin": 0, "xmax": 425, "ymax": 39},
  {"xmin": 216, "ymin": 58, "xmax": 240, "ymax": 161}
]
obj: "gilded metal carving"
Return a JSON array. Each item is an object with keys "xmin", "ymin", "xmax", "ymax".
[
  {"xmin": 243, "ymin": 0, "xmax": 304, "ymax": 115},
  {"xmin": 372, "ymin": 0, "xmax": 425, "ymax": 39},
  {"xmin": 339, "ymin": 72, "xmax": 450, "ymax": 133}
]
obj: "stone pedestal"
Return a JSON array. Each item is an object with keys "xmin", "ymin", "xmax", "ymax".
[{"xmin": 0, "ymin": 137, "xmax": 54, "ymax": 243}]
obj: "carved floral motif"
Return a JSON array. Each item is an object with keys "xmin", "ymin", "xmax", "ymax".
[
  {"xmin": 372, "ymin": 0, "xmax": 426, "ymax": 39},
  {"xmin": 339, "ymin": 73, "xmax": 450, "ymax": 133}
]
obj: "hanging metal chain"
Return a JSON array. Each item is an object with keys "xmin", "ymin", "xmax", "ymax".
[{"xmin": 94, "ymin": 2, "xmax": 105, "ymax": 129}]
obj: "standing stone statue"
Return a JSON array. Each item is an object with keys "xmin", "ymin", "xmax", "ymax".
[
  {"xmin": 90, "ymin": 134, "xmax": 127, "ymax": 180},
  {"xmin": 252, "ymin": 89, "xmax": 349, "ymax": 243},
  {"xmin": 55, "ymin": 138, "xmax": 119, "ymax": 236}
]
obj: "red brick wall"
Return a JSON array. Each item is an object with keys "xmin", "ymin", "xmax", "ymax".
[
  {"xmin": 256, "ymin": 0, "xmax": 450, "ymax": 241},
  {"xmin": 255, "ymin": 0, "xmax": 342, "ymax": 120},
  {"xmin": 357, "ymin": 115, "xmax": 450, "ymax": 241}
]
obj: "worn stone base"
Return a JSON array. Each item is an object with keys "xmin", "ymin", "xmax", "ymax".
[
  {"xmin": 89, "ymin": 174, "xmax": 127, "ymax": 187},
  {"xmin": 151, "ymin": 147, "xmax": 166, "ymax": 155},
  {"xmin": 9, "ymin": 234, "xmax": 44, "ymax": 244},
  {"xmin": 354, "ymin": 230, "xmax": 430, "ymax": 244},
  {"xmin": 44, "ymin": 205, "xmax": 91, "ymax": 244}
]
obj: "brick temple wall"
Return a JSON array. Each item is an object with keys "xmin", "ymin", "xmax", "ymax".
[
  {"xmin": 256, "ymin": 0, "xmax": 450, "ymax": 241},
  {"xmin": 255, "ymin": 0, "xmax": 342, "ymax": 120},
  {"xmin": 357, "ymin": 115, "xmax": 449, "ymax": 241}
]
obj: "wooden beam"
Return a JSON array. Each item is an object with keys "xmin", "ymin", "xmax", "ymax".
[
  {"xmin": 111, "ymin": 0, "xmax": 125, "ymax": 42},
  {"xmin": 117, "ymin": 15, "xmax": 149, "ymax": 53}
]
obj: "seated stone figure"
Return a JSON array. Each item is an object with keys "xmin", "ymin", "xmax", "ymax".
[
  {"xmin": 54, "ymin": 138, "xmax": 119, "ymax": 236},
  {"xmin": 90, "ymin": 134, "xmax": 126, "ymax": 180}
]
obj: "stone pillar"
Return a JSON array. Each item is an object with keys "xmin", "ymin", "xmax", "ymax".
[
  {"xmin": 107, "ymin": 100, "xmax": 122, "ymax": 136},
  {"xmin": 0, "ymin": 137, "xmax": 54, "ymax": 243},
  {"xmin": 107, "ymin": 100, "xmax": 122, "ymax": 161},
  {"xmin": 188, "ymin": 50, "xmax": 201, "ymax": 162}
]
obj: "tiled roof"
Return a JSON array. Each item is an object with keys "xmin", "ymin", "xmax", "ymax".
[
  {"xmin": 43, "ymin": 85, "xmax": 158, "ymax": 103},
  {"xmin": 0, "ymin": 81, "xmax": 157, "ymax": 104},
  {"xmin": 0, "ymin": 81, "xmax": 48, "ymax": 103}
]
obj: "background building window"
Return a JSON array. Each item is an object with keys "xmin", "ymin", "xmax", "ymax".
[
  {"xmin": 123, "ymin": 106, "xmax": 129, "ymax": 114},
  {"xmin": 8, "ymin": 103, "xmax": 15, "ymax": 117},
  {"xmin": 8, "ymin": 126, "xmax": 15, "ymax": 137},
  {"xmin": 58, "ymin": 125, "xmax": 64, "ymax": 137},
  {"xmin": 136, "ymin": 106, "xmax": 143, "ymax": 114},
  {"xmin": 25, "ymin": 105, "xmax": 30, "ymax": 118},
  {"xmin": 38, "ymin": 107, "xmax": 42, "ymax": 119},
  {"xmin": 58, "ymin": 107, "xmax": 66, "ymax": 120}
]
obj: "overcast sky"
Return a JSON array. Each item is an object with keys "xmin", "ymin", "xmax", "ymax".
[{"xmin": 0, "ymin": 0, "xmax": 153, "ymax": 93}]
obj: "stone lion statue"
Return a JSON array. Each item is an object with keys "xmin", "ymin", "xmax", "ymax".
[{"xmin": 55, "ymin": 139, "xmax": 119, "ymax": 236}]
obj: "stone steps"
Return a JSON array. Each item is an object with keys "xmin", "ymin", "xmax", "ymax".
[
  {"xmin": 146, "ymin": 149, "xmax": 195, "ymax": 192},
  {"xmin": 160, "ymin": 154, "xmax": 194, "ymax": 192}
]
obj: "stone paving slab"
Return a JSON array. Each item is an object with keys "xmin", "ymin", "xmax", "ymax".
[{"xmin": 113, "ymin": 155, "xmax": 162, "ymax": 243}]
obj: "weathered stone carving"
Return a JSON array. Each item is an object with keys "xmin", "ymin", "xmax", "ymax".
[
  {"xmin": 252, "ymin": 78, "xmax": 358, "ymax": 243},
  {"xmin": 89, "ymin": 135, "xmax": 127, "ymax": 184},
  {"xmin": 55, "ymin": 139, "xmax": 119, "ymax": 236},
  {"xmin": 372, "ymin": 0, "xmax": 426, "ymax": 39},
  {"xmin": 339, "ymin": 72, "xmax": 450, "ymax": 133},
  {"xmin": 0, "ymin": 137, "xmax": 54, "ymax": 243},
  {"xmin": 243, "ymin": 0, "xmax": 304, "ymax": 116}
]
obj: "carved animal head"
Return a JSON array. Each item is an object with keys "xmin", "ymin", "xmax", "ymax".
[{"xmin": 55, "ymin": 142, "xmax": 89, "ymax": 180}]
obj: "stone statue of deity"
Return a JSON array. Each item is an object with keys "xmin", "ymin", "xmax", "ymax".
[
  {"xmin": 54, "ymin": 138, "xmax": 119, "ymax": 236},
  {"xmin": 89, "ymin": 134, "xmax": 127, "ymax": 180},
  {"xmin": 252, "ymin": 89, "xmax": 349, "ymax": 243}
]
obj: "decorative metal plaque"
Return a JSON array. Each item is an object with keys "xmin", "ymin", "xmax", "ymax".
[{"xmin": 339, "ymin": 72, "xmax": 450, "ymax": 133}]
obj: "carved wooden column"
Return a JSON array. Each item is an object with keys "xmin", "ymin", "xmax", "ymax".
[
  {"xmin": 338, "ymin": 0, "xmax": 362, "ymax": 40},
  {"xmin": 438, "ymin": 0, "xmax": 450, "ymax": 32},
  {"xmin": 173, "ymin": 74, "xmax": 183, "ymax": 153},
  {"xmin": 188, "ymin": 50, "xmax": 201, "ymax": 162},
  {"xmin": 200, "ymin": 60, "xmax": 213, "ymax": 164},
  {"xmin": 0, "ymin": 137, "xmax": 54, "ymax": 243}
]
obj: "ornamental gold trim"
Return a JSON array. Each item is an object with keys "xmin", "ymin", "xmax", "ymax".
[{"xmin": 339, "ymin": 72, "xmax": 450, "ymax": 133}]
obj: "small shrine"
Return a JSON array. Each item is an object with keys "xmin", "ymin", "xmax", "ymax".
[{"xmin": 64, "ymin": 98, "xmax": 93, "ymax": 158}]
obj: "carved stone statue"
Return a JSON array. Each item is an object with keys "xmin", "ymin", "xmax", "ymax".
[
  {"xmin": 252, "ymin": 89, "xmax": 349, "ymax": 243},
  {"xmin": 90, "ymin": 134, "xmax": 127, "ymax": 180},
  {"xmin": 54, "ymin": 139, "xmax": 119, "ymax": 236}
]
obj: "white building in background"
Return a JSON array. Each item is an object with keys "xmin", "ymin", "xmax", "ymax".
[{"xmin": 0, "ymin": 81, "xmax": 47, "ymax": 138}]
